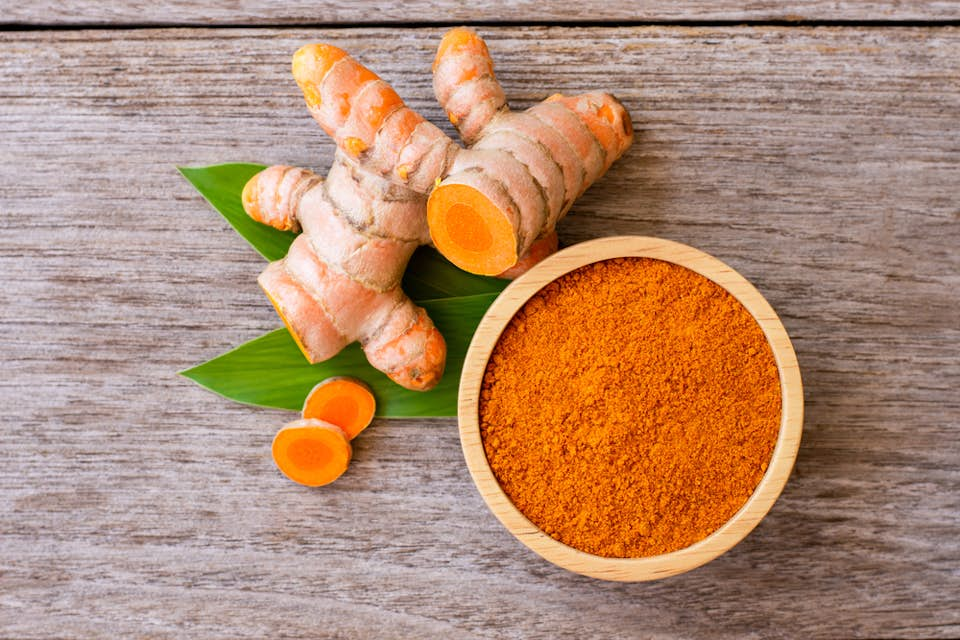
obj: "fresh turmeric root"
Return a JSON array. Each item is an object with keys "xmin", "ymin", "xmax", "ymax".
[
  {"xmin": 273, "ymin": 376, "xmax": 378, "ymax": 486},
  {"xmin": 428, "ymin": 28, "xmax": 633, "ymax": 275},
  {"xmin": 242, "ymin": 31, "xmax": 632, "ymax": 388},
  {"xmin": 302, "ymin": 376, "xmax": 376, "ymax": 440},
  {"xmin": 242, "ymin": 44, "xmax": 456, "ymax": 390}
]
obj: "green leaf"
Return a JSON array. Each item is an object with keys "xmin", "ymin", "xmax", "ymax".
[
  {"xmin": 178, "ymin": 163, "xmax": 296, "ymax": 261},
  {"xmin": 180, "ymin": 293, "xmax": 499, "ymax": 418},
  {"xmin": 402, "ymin": 247, "xmax": 507, "ymax": 299}
]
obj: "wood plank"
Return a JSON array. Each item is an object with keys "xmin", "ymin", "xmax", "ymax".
[
  {"xmin": 1, "ymin": 26, "xmax": 958, "ymax": 638},
  {"xmin": 2, "ymin": 1, "xmax": 960, "ymax": 26}
]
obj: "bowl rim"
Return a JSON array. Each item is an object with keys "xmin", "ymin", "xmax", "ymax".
[{"xmin": 457, "ymin": 235, "xmax": 803, "ymax": 582}]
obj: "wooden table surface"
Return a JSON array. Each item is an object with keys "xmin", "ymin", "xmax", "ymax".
[{"xmin": 2, "ymin": 3, "xmax": 959, "ymax": 638}]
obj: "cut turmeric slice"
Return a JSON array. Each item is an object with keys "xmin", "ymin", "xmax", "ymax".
[
  {"xmin": 302, "ymin": 377, "xmax": 376, "ymax": 440},
  {"xmin": 272, "ymin": 419, "xmax": 352, "ymax": 487},
  {"xmin": 427, "ymin": 182, "xmax": 518, "ymax": 275}
]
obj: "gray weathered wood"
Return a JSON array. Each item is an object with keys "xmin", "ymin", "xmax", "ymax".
[
  {"xmin": 3, "ymin": 1, "xmax": 960, "ymax": 25},
  {"xmin": 1, "ymin": 26, "xmax": 958, "ymax": 638}
]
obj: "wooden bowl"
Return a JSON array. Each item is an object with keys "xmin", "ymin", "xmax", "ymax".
[{"xmin": 458, "ymin": 236, "xmax": 803, "ymax": 581}]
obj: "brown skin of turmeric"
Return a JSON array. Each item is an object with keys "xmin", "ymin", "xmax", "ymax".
[{"xmin": 480, "ymin": 258, "xmax": 782, "ymax": 558}]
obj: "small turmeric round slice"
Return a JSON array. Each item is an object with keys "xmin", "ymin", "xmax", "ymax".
[
  {"xmin": 302, "ymin": 377, "xmax": 377, "ymax": 440},
  {"xmin": 272, "ymin": 419, "xmax": 352, "ymax": 487}
]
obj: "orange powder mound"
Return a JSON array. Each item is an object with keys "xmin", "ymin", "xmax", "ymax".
[{"xmin": 479, "ymin": 257, "xmax": 782, "ymax": 558}]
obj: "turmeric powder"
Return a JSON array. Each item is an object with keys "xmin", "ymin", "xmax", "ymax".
[{"xmin": 479, "ymin": 258, "xmax": 782, "ymax": 558}]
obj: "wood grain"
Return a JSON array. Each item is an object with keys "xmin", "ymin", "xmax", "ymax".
[
  {"xmin": 4, "ymin": 1, "xmax": 960, "ymax": 26},
  {"xmin": 1, "ymin": 26, "xmax": 958, "ymax": 638}
]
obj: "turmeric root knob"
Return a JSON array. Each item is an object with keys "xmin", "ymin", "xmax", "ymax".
[
  {"xmin": 292, "ymin": 43, "xmax": 348, "ymax": 110},
  {"xmin": 429, "ymin": 28, "xmax": 634, "ymax": 276},
  {"xmin": 244, "ymin": 44, "xmax": 459, "ymax": 389},
  {"xmin": 242, "ymin": 165, "xmax": 311, "ymax": 232},
  {"xmin": 363, "ymin": 307, "xmax": 447, "ymax": 391}
]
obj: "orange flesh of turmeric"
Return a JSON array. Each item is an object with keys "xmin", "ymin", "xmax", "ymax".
[
  {"xmin": 427, "ymin": 183, "xmax": 517, "ymax": 275},
  {"xmin": 446, "ymin": 204, "xmax": 494, "ymax": 252},
  {"xmin": 302, "ymin": 377, "xmax": 376, "ymax": 440},
  {"xmin": 241, "ymin": 178, "xmax": 259, "ymax": 220},
  {"xmin": 263, "ymin": 287, "xmax": 312, "ymax": 363},
  {"xmin": 272, "ymin": 419, "xmax": 352, "ymax": 487}
]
